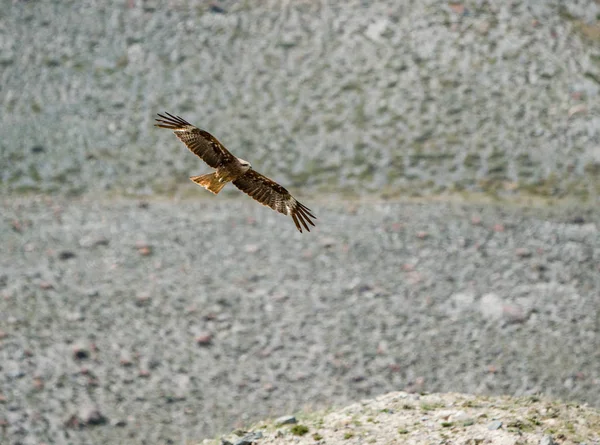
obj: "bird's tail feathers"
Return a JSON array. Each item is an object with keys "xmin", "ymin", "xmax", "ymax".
[{"xmin": 190, "ymin": 173, "xmax": 227, "ymax": 194}]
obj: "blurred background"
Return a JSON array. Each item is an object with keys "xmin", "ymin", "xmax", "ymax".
[
  {"xmin": 2, "ymin": 0, "xmax": 600, "ymax": 197},
  {"xmin": 1, "ymin": 0, "xmax": 599, "ymax": 444}
]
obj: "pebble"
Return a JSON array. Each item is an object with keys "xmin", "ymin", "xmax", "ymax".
[
  {"xmin": 275, "ymin": 415, "xmax": 297, "ymax": 426},
  {"xmin": 480, "ymin": 293, "xmax": 504, "ymax": 320},
  {"xmin": 540, "ymin": 435, "xmax": 556, "ymax": 445},
  {"xmin": 196, "ymin": 332, "xmax": 213, "ymax": 346},
  {"xmin": 77, "ymin": 405, "xmax": 108, "ymax": 427},
  {"xmin": 487, "ymin": 420, "xmax": 502, "ymax": 430},
  {"xmin": 515, "ymin": 248, "xmax": 532, "ymax": 258},
  {"xmin": 72, "ymin": 345, "xmax": 90, "ymax": 360},
  {"xmin": 79, "ymin": 236, "xmax": 110, "ymax": 248},
  {"xmin": 233, "ymin": 431, "xmax": 263, "ymax": 445},
  {"xmin": 58, "ymin": 251, "xmax": 76, "ymax": 260}
]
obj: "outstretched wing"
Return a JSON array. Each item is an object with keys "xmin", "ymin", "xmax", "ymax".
[
  {"xmin": 155, "ymin": 112, "xmax": 235, "ymax": 168},
  {"xmin": 233, "ymin": 170, "xmax": 316, "ymax": 233}
]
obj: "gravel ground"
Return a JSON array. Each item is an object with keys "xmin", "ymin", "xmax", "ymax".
[{"xmin": 1, "ymin": 194, "xmax": 599, "ymax": 444}]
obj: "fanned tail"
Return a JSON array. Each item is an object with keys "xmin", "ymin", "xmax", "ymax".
[{"xmin": 190, "ymin": 173, "xmax": 227, "ymax": 194}]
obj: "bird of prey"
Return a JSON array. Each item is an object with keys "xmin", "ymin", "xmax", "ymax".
[{"xmin": 155, "ymin": 112, "xmax": 316, "ymax": 232}]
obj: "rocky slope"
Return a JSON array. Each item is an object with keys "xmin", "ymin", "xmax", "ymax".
[
  {"xmin": 1, "ymin": 0, "xmax": 599, "ymax": 197},
  {"xmin": 208, "ymin": 391, "xmax": 600, "ymax": 445}
]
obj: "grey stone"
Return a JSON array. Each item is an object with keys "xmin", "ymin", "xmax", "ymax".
[
  {"xmin": 275, "ymin": 415, "xmax": 297, "ymax": 426},
  {"xmin": 78, "ymin": 405, "xmax": 108, "ymax": 426},
  {"xmin": 480, "ymin": 294, "xmax": 504, "ymax": 320},
  {"xmin": 540, "ymin": 435, "xmax": 556, "ymax": 445},
  {"xmin": 487, "ymin": 420, "xmax": 502, "ymax": 431},
  {"xmin": 233, "ymin": 431, "xmax": 263, "ymax": 445}
]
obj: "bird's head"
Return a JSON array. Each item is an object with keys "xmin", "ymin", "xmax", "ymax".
[{"xmin": 238, "ymin": 158, "xmax": 252, "ymax": 170}]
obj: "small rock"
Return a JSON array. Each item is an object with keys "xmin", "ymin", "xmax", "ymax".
[
  {"xmin": 78, "ymin": 405, "xmax": 108, "ymax": 426},
  {"xmin": 480, "ymin": 293, "xmax": 504, "ymax": 320},
  {"xmin": 79, "ymin": 236, "xmax": 110, "ymax": 248},
  {"xmin": 365, "ymin": 19, "xmax": 390, "ymax": 42},
  {"xmin": 275, "ymin": 415, "xmax": 297, "ymax": 426},
  {"xmin": 31, "ymin": 145, "xmax": 45, "ymax": 154},
  {"xmin": 135, "ymin": 241, "xmax": 152, "ymax": 256},
  {"xmin": 135, "ymin": 293, "xmax": 151, "ymax": 307},
  {"xmin": 448, "ymin": 3, "xmax": 466, "ymax": 15},
  {"xmin": 450, "ymin": 292, "xmax": 475, "ymax": 312},
  {"xmin": 33, "ymin": 377, "xmax": 44, "ymax": 390},
  {"xmin": 503, "ymin": 304, "xmax": 528, "ymax": 323},
  {"xmin": 11, "ymin": 220, "xmax": 23, "ymax": 232},
  {"xmin": 540, "ymin": 435, "xmax": 556, "ymax": 445},
  {"xmin": 401, "ymin": 263, "xmax": 415, "ymax": 272},
  {"xmin": 39, "ymin": 281, "xmax": 54, "ymax": 290},
  {"xmin": 58, "ymin": 251, "xmax": 76, "ymax": 260},
  {"xmin": 65, "ymin": 312, "xmax": 84, "ymax": 322},
  {"xmin": 487, "ymin": 420, "xmax": 502, "ymax": 430},
  {"xmin": 165, "ymin": 394, "xmax": 186, "ymax": 403},
  {"xmin": 73, "ymin": 345, "xmax": 90, "ymax": 360},
  {"xmin": 113, "ymin": 418, "xmax": 128, "ymax": 427},
  {"xmin": 234, "ymin": 431, "xmax": 263, "ymax": 445},
  {"xmin": 477, "ymin": 20, "xmax": 490, "ymax": 35},
  {"xmin": 568, "ymin": 104, "xmax": 587, "ymax": 118},
  {"xmin": 119, "ymin": 353, "xmax": 133, "ymax": 367},
  {"xmin": 262, "ymin": 383, "xmax": 276, "ymax": 393},
  {"xmin": 209, "ymin": 3, "xmax": 227, "ymax": 14},
  {"xmin": 86, "ymin": 288, "xmax": 100, "ymax": 298},
  {"xmin": 148, "ymin": 358, "xmax": 161, "ymax": 369},
  {"xmin": 389, "ymin": 222, "xmax": 403, "ymax": 231},
  {"xmin": 319, "ymin": 237, "xmax": 336, "ymax": 248},
  {"xmin": 64, "ymin": 414, "xmax": 79, "ymax": 428},
  {"xmin": 388, "ymin": 363, "xmax": 401, "ymax": 372},
  {"xmin": 493, "ymin": 224, "xmax": 505, "ymax": 232},
  {"xmin": 196, "ymin": 332, "xmax": 213, "ymax": 346},
  {"xmin": 137, "ymin": 245, "xmax": 152, "ymax": 256},
  {"xmin": 451, "ymin": 410, "xmax": 472, "ymax": 422},
  {"xmin": 515, "ymin": 248, "xmax": 532, "ymax": 258}
]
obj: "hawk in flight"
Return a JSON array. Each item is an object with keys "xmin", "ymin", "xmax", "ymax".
[{"xmin": 155, "ymin": 112, "xmax": 316, "ymax": 232}]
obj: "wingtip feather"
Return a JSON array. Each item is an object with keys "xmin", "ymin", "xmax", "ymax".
[
  {"xmin": 155, "ymin": 112, "xmax": 192, "ymax": 129},
  {"xmin": 291, "ymin": 213, "xmax": 303, "ymax": 233},
  {"xmin": 297, "ymin": 202, "xmax": 316, "ymax": 219}
]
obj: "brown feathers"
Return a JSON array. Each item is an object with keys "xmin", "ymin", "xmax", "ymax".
[
  {"xmin": 155, "ymin": 112, "xmax": 235, "ymax": 168},
  {"xmin": 156, "ymin": 112, "xmax": 316, "ymax": 232},
  {"xmin": 232, "ymin": 170, "xmax": 316, "ymax": 233}
]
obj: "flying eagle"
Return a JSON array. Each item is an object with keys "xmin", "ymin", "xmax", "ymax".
[{"xmin": 155, "ymin": 112, "xmax": 316, "ymax": 232}]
